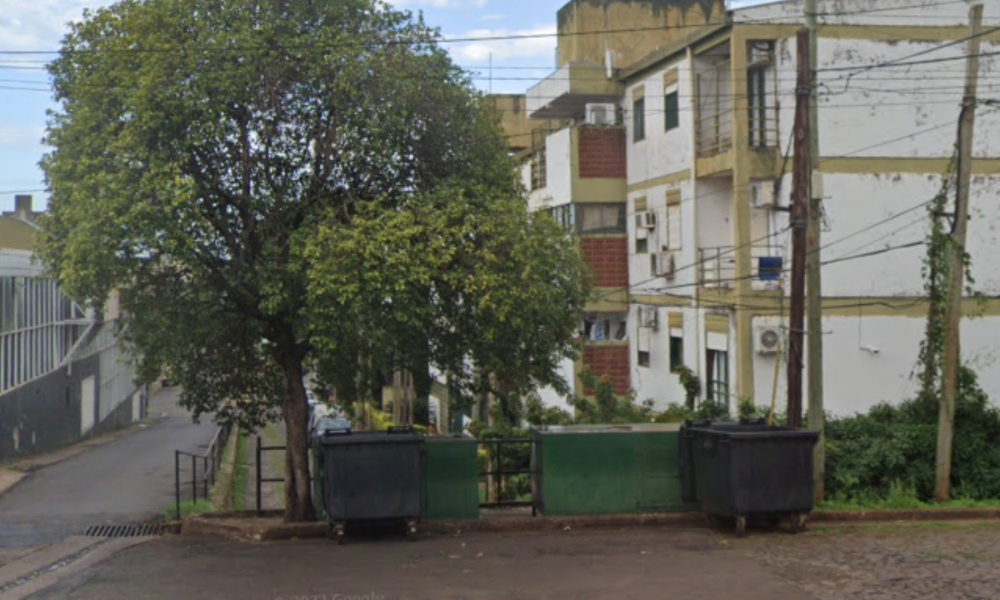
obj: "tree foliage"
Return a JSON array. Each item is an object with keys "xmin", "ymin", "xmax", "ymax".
[{"xmin": 38, "ymin": 0, "xmax": 582, "ymax": 521}]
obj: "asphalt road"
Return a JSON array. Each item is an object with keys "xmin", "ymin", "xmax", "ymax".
[{"xmin": 0, "ymin": 386, "xmax": 217, "ymax": 550}]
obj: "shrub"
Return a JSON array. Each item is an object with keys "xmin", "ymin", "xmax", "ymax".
[{"xmin": 825, "ymin": 366, "xmax": 1000, "ymax": 502}]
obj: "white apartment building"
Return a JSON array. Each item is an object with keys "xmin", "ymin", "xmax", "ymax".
[{"xmin": 507, "ymin": 0, "xmax": 1000, "ymax": 417}]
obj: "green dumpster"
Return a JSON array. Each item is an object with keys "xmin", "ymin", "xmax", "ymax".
[
  {"xmin": 423, "ymin": 436, "xmax": 480, "ymax": 519},
  {"xmin": 531, "ymin": 424, "xmax": 692, "ymax": 516}
]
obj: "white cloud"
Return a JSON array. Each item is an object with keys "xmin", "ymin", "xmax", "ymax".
[
  {"xmin": 0, "ymin": 124, "xmax": 45, "ymax": 145},
  {"xmin": 0, "ymin": 1, "xmax": 106, "ymax": 53},
  {"xmin": 446, "ymin": 25, "xmax": 556, "ymax": 64},
  {"xmin": 481, "ymin": 13, "xmax": 505, "ymax": 21}
]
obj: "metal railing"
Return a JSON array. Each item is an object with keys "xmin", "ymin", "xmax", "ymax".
[
  {"xmin": 256, "ymin": 435, "xmax": 290, "ymax": 514},
  {"xmin": 695, "ymin": 60, "xmax": 733, "ymax": 158},
  {"xmin": 478, "ymin": 437, "xmax": 535, "ymax": 511},
  {"xmin": 698, "ymin": 245, "xmax": 785, "ymax": 289},
  {"xmin": 173, "ymin": 423, "xmax": 232, "ymax": 520}
]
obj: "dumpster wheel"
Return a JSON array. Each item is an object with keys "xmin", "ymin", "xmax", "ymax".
[
  {"xmin": 330, "ymin": 523, "xmax": 346, "ymax": 545},
  {"xmin": 790, "ymin": 512, "xmax": 809, "ymax": 534},
  {"xmin": 735, "ymin": 516, "xmax": 747, "ymax": 537},
  {"xmin": 406, "ymin": 520, "xmax": 418, "ymax": 542}
]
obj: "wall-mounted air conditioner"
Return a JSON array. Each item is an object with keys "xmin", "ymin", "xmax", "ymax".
[
  {"xmin": 654, "ymin": 251, "xmax": 675, "ymax": 279},
  {"xmin": 639, "ymin": 306, "xmax": 658, "ymax": 330},
  {"xmin": 636, "ymin": 210, "xmax": 657, "ymax": 229},
  {"xmin": 749, "ymin": 181, "xmax": 776, "ymax": 208},
  {"xmin": 585, "ymin": 103, "xmax": 616, "ymax": 126},
  {"xmin": 755, "ymin": 325, "xmax": 783, "ymax": 354}
]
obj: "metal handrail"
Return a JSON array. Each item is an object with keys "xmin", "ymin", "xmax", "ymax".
[
  {"xmin": 173, "ymin": 423, "xmax": 231, "ymax": 520},
  {"xmin": 698, "ymin": 245, "xmax": 784, "ymax": 288}
]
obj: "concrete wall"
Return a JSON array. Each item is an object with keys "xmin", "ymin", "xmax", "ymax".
[
  {"xmin": 752, "ymin": 314, "xmax": 1000, "ymax": 418},
  {"xmin": 626, "ymin": 58, "xmax": 694, "ymax": 185},
  {"xmin": 0, "ymin": 331, "xmax": 143, "ymax": 462}
]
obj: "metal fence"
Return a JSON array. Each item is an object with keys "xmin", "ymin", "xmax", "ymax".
[
  {"xmin": 173, "ymin": 423, "xmax": 232, "ymax": 520},
  {"xmin": 255, "ymin": 435, "xmax": 290, "ymax": 514},
  {"xmin": 478, "ymin": 437, "xmax": 534, "ymax": 510}
]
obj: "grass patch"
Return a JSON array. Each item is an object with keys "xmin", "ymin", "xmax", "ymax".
[
  {"xmin": 818, "ymin": 481, "xmax": 1000, "ymax": 512},
  {"xmin": 163, "ymin": 499, "xmax": 215, "ymax": 521},
  {"xmin": 230, "ymin": 428, "xmax": 249, "ymax": 511}
]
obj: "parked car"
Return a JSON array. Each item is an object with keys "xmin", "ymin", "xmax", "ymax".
[{"xmin": 311, "ymin": 415, "xmax": 352, "ymax": 439}]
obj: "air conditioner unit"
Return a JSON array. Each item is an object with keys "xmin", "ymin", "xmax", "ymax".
[
  {"xmin": 654, "ymin": 251, "xmax": 675, "ymax": 279},
  {"xmin": 634, "ymin": 213, "xmax": 649, "ymax": 239},
  {"xmin": 637, "ymin": 210, "xmax": 657, "ymax": 229},
  {"xmin": 749, "ymin": 181, "xmax": 776, "ymax": 208},
  {"xmin": 585, "ymin": 103, "xmax": 616, "ymax": 126},
  {"xmin": 755, "ymin": 325, "xmax": 783, "ymax": 354},
  {"xmin": 640, "ymin": 306, "xmax": 658, "ymax": 330}
]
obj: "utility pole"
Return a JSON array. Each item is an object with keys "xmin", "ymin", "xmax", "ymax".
[
  {"xmin": 804, "ymin": 0, "xmax": 825, "ymax": 503},
  {"xmin": 935, "ymin": 3, "xmax": 982, "ymax": 503},
  {"xmin": 787, "ymin": 29, "xmax": 811, "ymax": 430}
]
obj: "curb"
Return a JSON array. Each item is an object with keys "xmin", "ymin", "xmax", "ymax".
[
  {"xmin": 811, "ymin": 508, "xmax": 1000, "ymax": 523},
  {"xmin": 180, "ymin": 507, "xmax": 1000, "ymax": 542}
]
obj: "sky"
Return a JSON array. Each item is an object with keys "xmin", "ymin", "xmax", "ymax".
[{"xmin": 0, "ymin": 0, "xmax": 760, "ymax": 213}]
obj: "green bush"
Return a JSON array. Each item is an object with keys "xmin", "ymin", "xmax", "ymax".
[{"xmin": 825, "ymin": 366, "xmax": 1000, "ymax": 503}]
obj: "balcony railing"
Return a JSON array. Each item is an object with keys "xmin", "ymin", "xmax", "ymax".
[
  {"xmin": 695, "ymin": 60, "xmax": 732, "ymax": 158},
  {"xmin": 699, "ymin": 245, "xmax": 784, "ymax": 290}
]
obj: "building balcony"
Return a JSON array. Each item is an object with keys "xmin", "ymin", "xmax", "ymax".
[
  {"xmin": 698, "ymin": 245, "xmax": 784, "ymax": 291},
  {"xmin": 527, "ymin": 62, "xmax": 622, "ymax": 121}
]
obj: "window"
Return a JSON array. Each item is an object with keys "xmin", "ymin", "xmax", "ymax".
[
  {"xmin": 706, "ymin": 349, "xmax": 729, "ymax": 403},
  {"xmin": 633, "ymin": 98, "xmax": 645, "ymax": 142},
  {"xmin": 665, "ymin": 201, "xmax": 682, "ymax": 250},
  {"xmin": 577, "ymin": 204, "xmax": 625, "ymax": 234},
  {"xmin": 747, "ymin": 41, "xmax": 775, "ymax": 148},
  {"xmin": 664, "ymin": 91, "xmax": 679, "ymax": 131},
  {"xmin": 636, "ymin": 237, "xmax": 648, "ymax": 254},
  {"xmin": 530, "ymin": 148, "xmax": 546, "ymax": 190},
  {"xmin": 670, "ymin": 334, "xmax": 684, "ymax": 372},
  {"xmin": 548, "ymin": 204, "xmax": 576, "ymax": 233},
  {"xmin": 637, "ymin": 326, "xmax": 651, "ymax": 367}
]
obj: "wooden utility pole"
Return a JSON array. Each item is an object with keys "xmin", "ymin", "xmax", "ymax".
[
  {"xmin": 787, "ymin": 29, "xmax": 811, "ymax": 429},
  {"xmin": 804, "ymin": 0, "xmax": 825, "ymax": 503},
  {"xmin": 935, "ymin": 3, "xmax": 983, "ymax": 503}
]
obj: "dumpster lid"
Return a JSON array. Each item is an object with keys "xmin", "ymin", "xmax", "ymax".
[
  {"xmin": 318, "ymin": 430, "xmax": 424, "ymax": 445},
  {"xmin": 531, "ymin": 423, "xmax": 681, "ymax": 435}
]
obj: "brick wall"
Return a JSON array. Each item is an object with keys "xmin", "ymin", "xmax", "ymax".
[
  {"xmin": 578, "ymin": 127, "xmax": 626, "ymax": 179},
  {"xmin": 582, "ymin": 344, "xmax": 630, "ymax": 395},
  {"xmin": 581, "ymin": 237, "xmax": 628, "ymax": 288}
]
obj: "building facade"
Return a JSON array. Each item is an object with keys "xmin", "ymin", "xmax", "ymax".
[
  {"xmin": 505, "ymin": 0, "xmax": 1000, "ymax": 417},
  {"xmin": 0, "ymin": 195, "xmax": 146, "ymax": 460}
]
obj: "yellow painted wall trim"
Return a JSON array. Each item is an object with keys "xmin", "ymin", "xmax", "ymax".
[
  {"xmin": 736, "ymin": 23, "xmax": 1000, "ymax": 44},
  {"xmin": 627, "ymin": 169, "xmax": 691, "ymax": 193},
  {"xmin": 587, "ymin": 287, "xmax": 629, "ymax": 313},
  {"xmin": 632, "ymin": 85, "xmax": 645, "ymax": 101},
  {"xmin": 819, "ymin": 157, "xmax": 1000, "ymax": 175},
  {"xmin": 695, "ymin": 151, "xmax": 734, "ymax": 179},
  {"xmin": 634, "ymin": 196, "xmax": 647, "ymax": 212},
  {"xmin": 705, "ymin": 314, "xmax": 729, "ymax": 334},
  {"xmin": 631, "ymin": 294, "xmax": 692, "ymax": 307},
  {"xmin": 665, "ymin": 189, "xmax": 682, "ymax": 206},
  {"xmin": 663, "ymin": 68, "xmax": 679, "ymax": 89},
  {"xmin": 668, "ymin": 312, "xmax": 683, "ymax": 329},
  {"xmin": 740, "ymin": 296, "xmax": 1000, "ymax": 318},
  {"xmin": 584, "ymin": 340, "xmax": 630, "ymax": 348},
  {"xmin": 581, "ymin": 233, "xmax": 628, "ymax": 240}
]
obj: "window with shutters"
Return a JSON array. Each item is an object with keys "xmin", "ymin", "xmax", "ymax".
[
  {"xmin": 664, "ymin": 90, "xmax": 679, "ymax": 131},
  {"xmin": 666, "ymin": 203, "xmax": 682, "ymax": 250},
  {"xmin": 637, "ymin": 325, "xmax": 651, "ymax": 367},
  {"xmin": 633, "ymin": 98, "xmax": 646, "ymax": 142}
]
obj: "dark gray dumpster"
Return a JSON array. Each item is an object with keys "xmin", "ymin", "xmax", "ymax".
[
  {"xmin": 678, "ymin": 419, "xmax": 768, "ymax": 503},
  {"xmin": 318, "ymin": 428, "xmax": 425, "ymax": 543},
  {"xmin": 683, "ymin": 421, "xmax": 819, "ymax": 536}
]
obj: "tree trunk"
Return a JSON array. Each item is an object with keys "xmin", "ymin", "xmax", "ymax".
[{"xmin": 279, "ymin": 352, "xmax": 316, "ymax": 523}]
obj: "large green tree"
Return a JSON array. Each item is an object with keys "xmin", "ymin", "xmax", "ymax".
[
  {"xmin": 40, "ymin": 0, "xmax": 517, "ymax": 521},
  {"xmin": 41, "ymin": 0, "xmax": 588, "ymax": 522},
  {"xmin": 305, "ymin": 183, "xmax": 591, "ymax": 425}
]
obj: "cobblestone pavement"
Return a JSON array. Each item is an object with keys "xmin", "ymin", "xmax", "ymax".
[{"xmin": 736, "ymin": 520, "xmax": 1000, "ymax": 600}]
